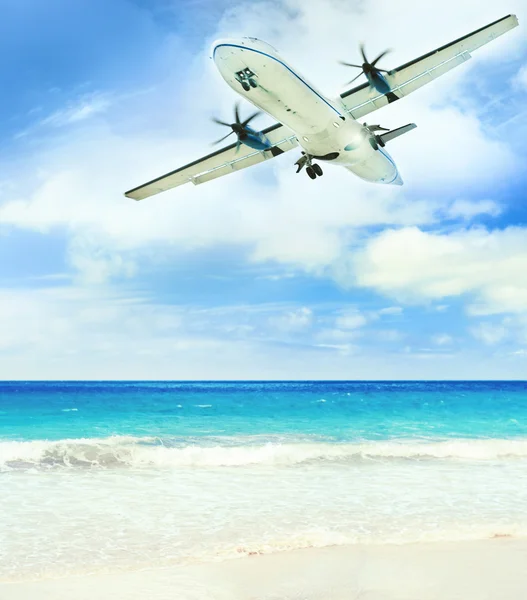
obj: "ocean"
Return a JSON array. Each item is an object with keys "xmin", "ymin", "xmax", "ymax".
[{"xmin": 1, "ymin": 380, "xmax": 527, "ymax": 582}]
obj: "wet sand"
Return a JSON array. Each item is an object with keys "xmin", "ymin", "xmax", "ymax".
[{"xmin": 2, "ymin": 538, "xmax": 526, "ymax": 599}]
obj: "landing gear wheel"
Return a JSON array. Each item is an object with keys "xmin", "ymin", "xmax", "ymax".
[
  {"xmin": 249, "ymin": 78, "xmax": 258, "ymax": 88},
  {"xmin": 313, "ymin": 164, "xmax": 323, "ymax": 176},
  {"xmin": 306, "ymin": 166, "xmax": 317, "ymax": 180},
  {"xmin": 369, "ymin": 137, "xmax": 379, "ymax": 151},
  {"xmin": 241, "ymin": 81, "xmax": 250, "ymax": 91}
]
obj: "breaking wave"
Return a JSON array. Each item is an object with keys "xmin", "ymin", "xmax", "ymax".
[{"xmin": 2, "ymin": 436, "xmax": 527, "ymax": 471}]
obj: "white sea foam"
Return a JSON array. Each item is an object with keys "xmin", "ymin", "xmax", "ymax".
[
  {"xmin": 2, "ymin": 436, "xmax": 527, "ymax": 471},
  {"xmin": 211, "ymin": 524, "xmax": 527, "ymax": 561},
  {"xmin": 3, "ymin": 435, "xmax": 527, "ymax": 580}
]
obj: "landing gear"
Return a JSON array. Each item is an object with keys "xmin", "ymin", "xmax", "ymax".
[
  {"xmin": 235, "ymin": 68, "xmax": 258, "ymax": 91},
  {"xmin": 295, "ymin": 152, "xmax": 323, "ymax": 179}
]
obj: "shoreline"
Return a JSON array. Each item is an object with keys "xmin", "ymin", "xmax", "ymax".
[{"xmin": 2, "ymin": 537, "xmax": 527, "ymax": 599}]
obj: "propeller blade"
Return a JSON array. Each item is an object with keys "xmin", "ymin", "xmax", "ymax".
[
  {"xmin": 212, "ymin": 130, "xmax": 235, "ymax": 145},
  {"xmin": 242, "ymin": 110, "xmax": 261, "ymax": 127},
  {"xmin": 235, "ymin": 140, "xmax": 242, "ymax": 154},
  {"xmin": 371, "ymin": 49, "xmax": 391, "ymax": 67},
  {"xmin": 359, "ymin": 43, "xmax": 368, "ymax": 64},
  {"xmin": 368, "ymin": 125, "xmax": 390, "ymax": 131},
  {"xmin": 346, "ymin": 71, "xmax": 365, "ymax": 85},
  {"xmin": 338, "ymin": 61, "xmax": 363, "ymax": 68},
  {"xmin": 234, "ymin": 102, "xmax": 241, "ymax": 124},
  {"xmin": 212, "ymin": 118, "xmax": 232, "ymax": 127}
]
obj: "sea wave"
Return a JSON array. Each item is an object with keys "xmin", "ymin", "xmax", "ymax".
[
  {"xmin": 2, "ymin": 435, "xmax": 527, "ymax": 471},
  {"xmin": 215, "ymin": 526, "xmax": 527, "ymax": 562}
]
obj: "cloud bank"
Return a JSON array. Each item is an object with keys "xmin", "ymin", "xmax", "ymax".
[{"xmin": 1, "ymin": 0, "xmax": 526, "ymax": 378}]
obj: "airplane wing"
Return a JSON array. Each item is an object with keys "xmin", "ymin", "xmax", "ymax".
[
  {"xmin": 340, "ymin": 14, "xmax": 519, "ymax": 119},
  {"xmin": 125, "ymin": 123, "xmax": 297, "ymax": 200}
]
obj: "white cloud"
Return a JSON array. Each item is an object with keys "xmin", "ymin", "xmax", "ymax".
[
  {"xmin": 335, "ymin": 309, "xmax": 368, "ymax": 330},
  {"xmin": 445, "ymin": 199, "xmax": 501, "ymax": 220},
  {"xmin": 41, "ymin": 93, "xmax": 113, "ymax": 127},
  {"xmin": 0, "ymin": 287, "xmax": 315, "ymax": 378},
  {"xmin": 312, "ymin": 308, "xmax": 368, "ymax": 347},
  {"xmin": 314, "ymin": 342, "xmax": 355, "ymax": 355},
  {"xmin": 14, "ymin": 93, "xmax": 113, "ymax": 140},
  {"xmin": 0, "ymin": 0, "xmax": 524, "ymax": 286},
  {"xmin": 317, "ymin": 307, "xmax": 404, "ymax": 346},
  {"xmin": 352, "ymin": 226, "xmax": 527, "ymax": 315},
  {"xmin": 268, "ymin": 307, "xmax": 313, "ymax": 332},
  {"xmin": 378, "ymin": 306, "xmax": 403, "ymax": 316},
  {"xmin": 513, "ymin": 65, "xmax": 527, "ymax": 90},
  {"xmin": 1, "ymin": 284, "xmax": 526, "ymax": 379},
  {"xmin": 0, "ymin": 125, "xmax": 441, "ymax": 281},
  {"xmin": 469, "ymin": 314, "xmax": 527, "ymax": 348},
  {"xmin": 316, "ymin": 327, "xmax": 363, "ymax": 343},
  {"xmin": 471, "ymin": 322, "xmax": 508, "ymax": 345},
  {"xmin": 432, "ymin": 334, "xmax": 453, "ymax": 346},
  {"xmin": 1, "ymin": 0, "xmax": 527, "ymax": 379},
  {"xmin": 375, "ymin": 329, "xmax": 405, "ymax": 342},
  {"xmin": 68, "ymin": 235, "xmax": 138, "ymax": 284}
]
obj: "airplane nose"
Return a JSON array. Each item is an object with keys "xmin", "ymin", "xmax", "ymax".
[
  {"xmin": 391, "ymin": 172, "xmax": 404, "ymax": 185},
  {"xmin": 211, "ymin": 39, "xmax": 244, "ymax": 60},
  {"xmin": 211, "ymin": 42, "xmax": 224, "ymax": 60},
  {"xmin": 210, "ymin": 39, "xmax": 227, "ymax": 60},
  {"xmin": 211, "ymin": 37, "xmax": 279, "ymax": 61}
]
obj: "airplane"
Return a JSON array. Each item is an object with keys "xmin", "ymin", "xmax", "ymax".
[{"xmin": 125, "ymin": 14, "xmax": 519, "ymax": 201}]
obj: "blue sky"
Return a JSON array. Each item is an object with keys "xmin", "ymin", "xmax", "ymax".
[{"xmin": 1, "ymin": 0, "xmax": 527, "ymax": 379}]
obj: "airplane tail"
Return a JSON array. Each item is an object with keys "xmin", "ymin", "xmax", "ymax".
[{"xmin": 378, "ymin": 123, "xmax": 417, "ymax": 145}]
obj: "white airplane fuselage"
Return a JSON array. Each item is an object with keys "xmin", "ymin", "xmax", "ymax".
[{"xmin": 212, "ymin": 37, "xmax": 402, "ymax": 185}]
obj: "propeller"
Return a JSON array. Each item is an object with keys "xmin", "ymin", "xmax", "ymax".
[
  {"xmin": 339, "ymin": 44, "xmax": 391, "ymax": 85},
  {"xmin": 211, "ymin": 103, "xmax": 262, "ymax": 152},
  {"xmin": 364, "ymin": 123, "xmax": 390, "ymax": 132}
]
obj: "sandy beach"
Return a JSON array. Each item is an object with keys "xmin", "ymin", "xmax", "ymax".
[
  {"xmin": 3, "ymin": 383, "xmax": 527, "ymax": 598},
  {"xmin": 2, "ymin": 538, "xmax": 526, "ymax": 600}
]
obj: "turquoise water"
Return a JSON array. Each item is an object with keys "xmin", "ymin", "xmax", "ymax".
[
  {"xmin": 1, "ymin": 381, "xmax": 527, "ymax": 580},
  {"xmin": 2, "ymin": 381, "xmax": 527, "ymax": 442}
]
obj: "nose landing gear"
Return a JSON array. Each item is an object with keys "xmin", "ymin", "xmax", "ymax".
[
  {"xmin": 235, "ymin": 68, "xmax": 258, "ymax": 91},
  {"xmin": 295, "ymin": 153, "xmax": 324, "ymax": 179}
]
